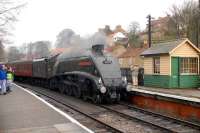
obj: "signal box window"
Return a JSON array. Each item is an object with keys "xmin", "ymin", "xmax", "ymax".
[
  {"xmin": 180, "ymin": 57, "xmax": 198, "ymax": 74},
  {"xmin": 153, "ymin": 57, "xmax": 160, "ymax": 74}
]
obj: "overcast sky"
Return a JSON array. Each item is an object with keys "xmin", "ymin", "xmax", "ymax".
[{"xmin": 12, "ymin": 0, "xmax": 188, "ymax": 46}]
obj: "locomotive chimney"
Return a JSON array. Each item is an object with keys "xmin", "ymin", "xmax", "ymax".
[{"xmin": 92, "ymin": 44, "xmax": 104, "ymax": 55}]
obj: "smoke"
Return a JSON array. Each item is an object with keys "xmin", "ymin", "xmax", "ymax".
[
  {"xmin": 7, "ymin": 46, "xmax": 22, "ymax": 62},
  {"xmin": 33, "ymin": 41, "xmax": 51, "ymax": 58},
  {"xmin": 54, "ymin": 28, "xmax": 108, "ymax": 50},
  {"xmin": 87, "ymin": 31, "xmax": 108, "ymax": 48},
  {"xmin": 2, "ymin": 27, "xmax": 109, "ymax": 62},
  {"xmin": 6, "ymin": 27, "xmax": 111, "ymax": 61},
  {"xmin": 55, "ymin": 29, "xmax": 75, "ymax": 48}
]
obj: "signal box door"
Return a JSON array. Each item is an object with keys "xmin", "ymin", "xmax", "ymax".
[{"xmin": 171, "ymin": 57, "xmax": 180, "ymax": 88}]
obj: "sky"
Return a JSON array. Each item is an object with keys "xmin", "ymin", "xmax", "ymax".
[{"xmin": 12, "ymin": 0, "xmax": 187, "ymax": 46}]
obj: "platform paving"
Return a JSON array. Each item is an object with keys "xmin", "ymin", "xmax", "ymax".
[
  {"xmin": 131, "ymin": 86, "xmax": 200, "ymax": 103},
  {"xmin": 134, "ymin": 86, "xmax": 200, "ymax": 99},
  {"xmin": 0, "ymin": 84, "xmax": 91, "ymax": 133}
]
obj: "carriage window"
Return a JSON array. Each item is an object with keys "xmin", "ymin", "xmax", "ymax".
[
  {"xmin": 180, "ymin": 57, "xmax": 198, "ymax": 74},
  {"xmin": 153, "ymin": 57, "xmax": 160, "ymax": 74}
]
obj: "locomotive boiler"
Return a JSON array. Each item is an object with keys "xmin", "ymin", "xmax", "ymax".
[{"xmin": 10, "ymin": 44, "xmax": 128, "ymax": 103}]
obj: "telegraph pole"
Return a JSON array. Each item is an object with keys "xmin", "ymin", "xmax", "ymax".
[
  {"xmin": 197, "ymin": 0, "xmax": 200, "ymax": 47},
  {"xmin": 147, "ymin": 14, "xmax": 152, "ymax": 48}
]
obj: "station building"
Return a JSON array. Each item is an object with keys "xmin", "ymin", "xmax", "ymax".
[{"xmin": 141, "ymin": 39, "xmax": 200, "ymax": 88}]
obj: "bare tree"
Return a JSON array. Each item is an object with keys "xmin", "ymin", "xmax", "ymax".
[
  {"xmin": 21, "ymin": 41, "xmax": 51, "ymax": 60},
  {"xmin": 18, "ymin": 42, "xmax": 31, "ymax": 60},
  {"xmin": 0, "ymin": 0, "xmax": 26, "ymax": 61},
  {"xmin": 0, "ymin": 0, "xmax": 26, "ymax": 43},
  {"xmin": 0, "ymin": 41, "xmax": 6, "ymax": 62},
  {"xmin": 168, "ymin": 0, "xmax": 199, "ymax": 45},
  {"xmin": 128, "ymin": 21, "xmax": 140, "ymax": 34},
  {"xmin": 7, "ymin": 46, "xmax": 21, "ymax": 62},
  {"xmin": 128, "ymin": 21, "xmax": 141, "ymax": 47}
]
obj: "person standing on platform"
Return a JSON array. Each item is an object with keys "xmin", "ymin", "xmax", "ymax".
[
  {"xmin": 0, "ymin": 65, "xmax": 7, "ymax": 95},
  {"xmin": 0, "ymin": 65, "xmax": 2, "ymax": 93},
  {"xmin": 6, "ymin": 67, "xmax": 14, "ymax": 92}
]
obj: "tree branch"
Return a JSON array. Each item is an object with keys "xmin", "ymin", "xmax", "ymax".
[{"xmin": 0, "ymin": 3, "xmax": 26, "ymax": 15}]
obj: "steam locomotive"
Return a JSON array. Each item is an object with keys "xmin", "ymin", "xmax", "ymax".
[{"xmin": 8, "ymin": 44, "xmax": 129, "ymax": 103}]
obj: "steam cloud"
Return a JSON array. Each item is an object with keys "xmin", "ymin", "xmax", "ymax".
[{"xmin": 54, "ymin": 28, "xmax": 108, "ymax": 50}]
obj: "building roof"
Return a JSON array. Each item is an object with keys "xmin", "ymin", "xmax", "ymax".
[
  {"xmin": 119, "ymin": 47, "xmax": 146, "ymax": 58},
  {"xmin": 141, "ymin": 39, "xmax": 200, "ymax": 56}
]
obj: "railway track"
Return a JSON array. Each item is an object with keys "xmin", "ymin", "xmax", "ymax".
[
  {"xmin": 100, "ymin": 103, "xmax": 200, "ymax": 133},
  {"xmin": 18, "ymin": 83, "xmax": 200, "ymax": 133},
  {"xmin": 121, "ymin": 103, "xmax": 200, "ymax": 128}
]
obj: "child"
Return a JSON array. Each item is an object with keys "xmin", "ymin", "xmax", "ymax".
[{"xmin": 6, "ymin": 67, "xmax": 14, "ymax": 93}]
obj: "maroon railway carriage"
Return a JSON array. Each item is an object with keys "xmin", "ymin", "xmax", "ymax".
[{"xmin": 7, "ymin": 61, "xmax": 33, "ymax": 78}]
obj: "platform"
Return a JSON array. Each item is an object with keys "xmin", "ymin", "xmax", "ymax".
[
  {"xmin": 129, "ymin": 86, "xmax": 200, "ymax": 122},
  {"xmin": 135, "ymin": 86, "xmax": 200, "ymax": 98},
  {"xmin": 130, "ymin": 86, "xmax": 200, "ymax": 104},
  {"xmin": 0, "ymin": 84, "xmax": 92, "ymax": 133}
]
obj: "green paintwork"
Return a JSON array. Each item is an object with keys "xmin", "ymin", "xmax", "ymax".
[
  {"xmin": 171, "ymin": 57, "xmax": 200, "ymax": 88},
  {"xmin": 179, "ymin": 75, "xmax": 200, "ymax": 88},
  {"xmin": 143, "ymin": 57, "xmax": 200, "ymax": 88},
  {"xmin": 171, "ymin": 57, "xmax": 179, "ymax": 88},
  {"xmin": 144, "ymin": 75, "xmax": 171, "ymax": 88},
  {"xmin": 144, "ymin": 74, "xmax": 200, "ymax": 88}
]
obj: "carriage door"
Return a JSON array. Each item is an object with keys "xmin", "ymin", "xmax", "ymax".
[{"xmin": 171, "ymin": 57, "xmax": 180, "ymax": 88}]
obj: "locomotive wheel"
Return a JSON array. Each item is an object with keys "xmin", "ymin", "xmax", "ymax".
[
  {"xmin": 106, "ymin": 97, "xmax": 112, "ymax": 104},
  {"xmin": 59, "ymin": 84, "xmax": 65, "ymax": 94},
  {"xmin": 116, "ymin": 94, "xmax": 121, "ymax": 103},
  {"xmin": 82, "ymin": 84, "xmax": 88, "ymax": 101},
  {"xmin": 109, "ymin": 94, "xmax": 121, "ymax": 103},
  {"xmin": 93, "ymin": 94, "xmax": 101, "ymax": 104},
  {"xmin": 67, "ymin": 85, "xmax": 73, "ymax": 96},
  {"xmin": 83, "ymin": 95, "xmax": 87, "ymax": 101},
  {"xmin": 73, "ymin": 86, "xmax": 81, "ymax": 98},
  {"xmin": 49, "ymin": 80, "xmax": 55, "ymax": 90}
]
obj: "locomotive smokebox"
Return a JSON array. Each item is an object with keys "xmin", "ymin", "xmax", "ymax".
[{"xmin": 92, "ymin": 44, "xmax": 104, "ymax": 55}]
